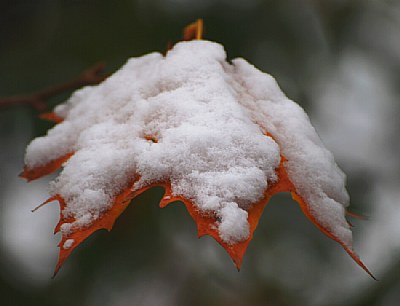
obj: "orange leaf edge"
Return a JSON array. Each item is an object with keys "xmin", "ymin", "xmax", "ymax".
[
  {"xmin": 52, "ymin": 179, "xmax": 141, "ymax": 276},
  {"xmin": 31, "ymin": 153, "xmax": 374, "ymax": 278},
  {"xmin": 20, "ymin": 152, "xmax": 74, "ymax": 182},
  {"xmin": 23, "ymin": 136, "xmax": 374, "ymax": 278},
  {"xmin": 39, "ymin": 112, "xmax": 64, "ymax": 123},
  {"xmin": 52, "ymin": 155, "xmax": 293, "ymax": 274},
  {"xmin": 291, "ymin": 193, "xmax": 376, "ymax": 280},
  {"xmin": 264, "ymin": 133, "xmax": 375, "ymax": 279}
]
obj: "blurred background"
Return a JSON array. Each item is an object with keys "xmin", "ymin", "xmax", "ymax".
[{"xmin": 1, "ymin": 0, "xmax": 399, "ymax": 305}]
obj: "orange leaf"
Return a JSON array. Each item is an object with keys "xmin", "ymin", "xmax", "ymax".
[
  {"xmin": 20, "ymin": 152, "xmax": 74, "ymax": 182},
  {"xmin": 27, "ymin": 149, "xmax": 372, "ymax": 278},
  {"xmin": 22, "ymin": 21, "xmax": 374, "ymax": 279},
  {"xmin": 39, "ymin": 112, "xmax": 64, "ymax": 123}
]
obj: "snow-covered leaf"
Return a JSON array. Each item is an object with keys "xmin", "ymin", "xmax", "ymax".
[{"xmin": 21, "ymin": 37, "xmax": 372, "ymax": 277}]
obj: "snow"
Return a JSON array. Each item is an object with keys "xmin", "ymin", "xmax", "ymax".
[
  {"xmin": 24, "ymin": 40, "xmax": 350, "ymax": 246},
  {"xmin": 219, "ymin": 202, "xmax": 250, "ymax": 243},
  {"xmin": 63, "ymin": 239, "xmax": 75, "ymax": 250},
  {"xmin": 225, "ymin": 58, "xmax": 352, "ymax": 247}
]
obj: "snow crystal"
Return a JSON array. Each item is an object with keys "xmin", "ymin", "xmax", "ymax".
[
  {"xmin": 24, "ymin": 40, "xmax": 350, "ymax": 246},
  {"xmin": 218, "ymin": 202, "xmax": 249, "ymax": 244},
  {"xmin": 63, "ymin": 239, "xmax": 74, "ymax": 250}
]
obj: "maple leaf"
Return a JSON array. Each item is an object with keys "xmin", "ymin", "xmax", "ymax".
[{"xmin": 21, "ymin": 20, "xmax": 373, "ymax": 278}]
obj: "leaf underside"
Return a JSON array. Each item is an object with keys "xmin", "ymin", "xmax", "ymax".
[{"xmin": 21, "ymin": 144, "xmax": 374, "ymax": 278}]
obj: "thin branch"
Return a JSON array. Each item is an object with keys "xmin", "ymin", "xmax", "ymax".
[{"xmin": 0, "ymin": 62, "xmax": 107, "ymax": 111}]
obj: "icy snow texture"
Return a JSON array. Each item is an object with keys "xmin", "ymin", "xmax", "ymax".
[
  {"xmin": 63, "ymin": 239, "xmax": 74, "ymax": 250},
  {"xmin": 24, "ymin": 40, "xmax": 350, "ymax": 246}
]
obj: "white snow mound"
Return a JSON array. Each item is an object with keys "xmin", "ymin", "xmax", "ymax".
[{"xmin": 24, "ymin": 40, "xmax": 351, "ymax": 246}]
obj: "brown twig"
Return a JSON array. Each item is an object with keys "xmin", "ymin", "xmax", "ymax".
[
  {"xmin": 2, "ymin": 19, "xmax": 203, "ymax": 111},
  {"xmin": 0, "ymin": 62, "xmax": 107, "ymax": 112}
]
